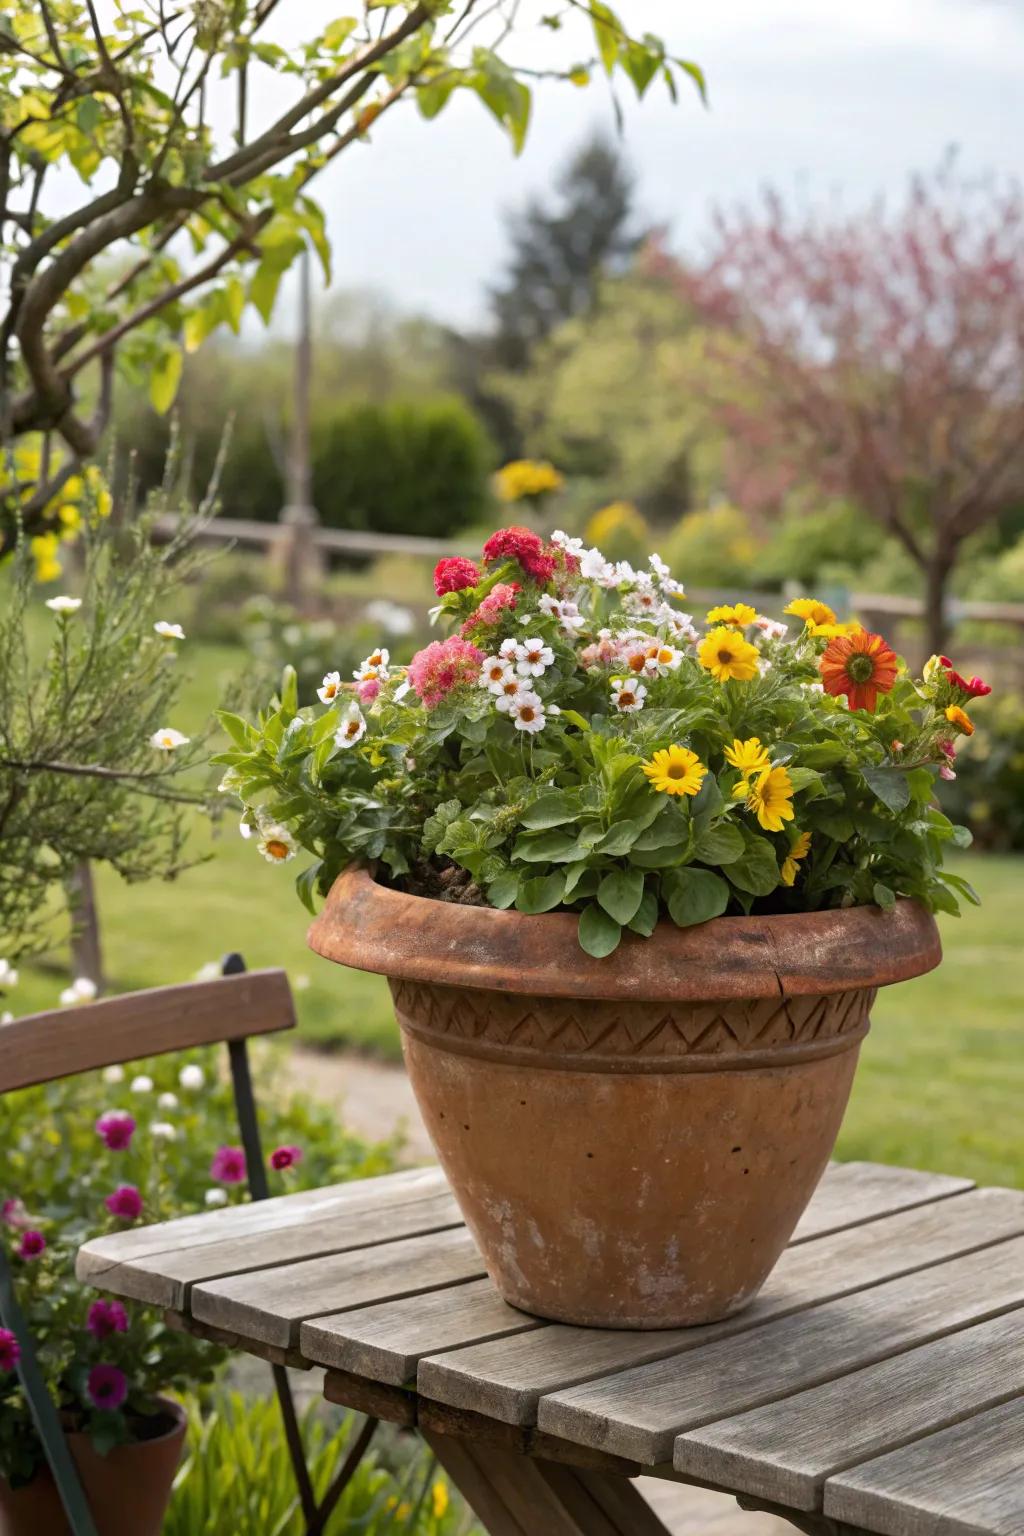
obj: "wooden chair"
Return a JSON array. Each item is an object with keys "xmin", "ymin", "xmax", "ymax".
[{"xmin": 0, "ymin": 954, "xmax": 338, "ymax": 1536}]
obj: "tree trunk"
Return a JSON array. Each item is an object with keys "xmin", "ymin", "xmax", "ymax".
[
  {"xmin": 923, "ymin": 548, "xmax": 953, "ymax": 659},
  {"xmin": 67, "ymin": 860, "xmax": 104, "ymax": 994}
]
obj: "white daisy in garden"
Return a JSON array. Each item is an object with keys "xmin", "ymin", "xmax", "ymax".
[
  {"xmin": 102, "ymin": 1064, "xmax": 125, "ymax": 1085},
  {"xmin": 539, "ymin": 594, "xmax": 584, "ymax": 633},
  {"xmin": 1, "ymin": 1013, "xmax": 12, "ymax": 1026},
  {"xmin": 510, "ymin": 691, "xmax": 547, "ymax": 733},
  {"xmin": 0, "ymin": 959, "xmax": 18, "ymax": 989},
  {"xmin": 130, "ymin": 1075, "xmax": 154, "ymax": 1094},
  {"xmin": 193, "ymin": 961, "xmax": 221, "ymax": 982},
  {"xmin": 257, "ymin": 824, "xmax": 297, "ymax": 864},
  {"xmin": 354, "ymin": 648, "xmax": 390, "ymax": 681},
  {"xmin": 644, "ymin": 642, "xmax": 682, "ymax": 677},
  {"xmin": 498, "ymin": 636, "xmax": 519, "ymax": 659},
  {"xmin": 317, "ymin": 671, "xmax": 343, "ymax": 704},
  {"xmin": 153, "ymin": 621, "xmax": 185, "ymax": 640},
  {"xmin": 611, "ymin": 677, "xmax": 647, "ymax": 713},
  {"xmin": 151, "ymin": 1121, "xmax": 177, "ymax": 1141},
  {"xmin": 150, "ymin": 727, "xmax": 189, "ymax": 751},
  {"xmin": 623, "ymin": 587, "xmax": 662, "ymax": 617},
  {"xmin": 158, "ymin": 1092, "xmax": 179, "ymax": 1111},
  {"xmin": 205, "ymin": 1188, "xmax": 228, "ymax": 1207},
  {"xmin": 551, "ymin": 530, "xmax": 585, "ymax": 557},
  {"xmin": 334, "ymin": 706, "xmax": 367, "ymax": 749},
  {"xmin": 614, "ymin": 560, "xmax": 638, "ymax": 585},
  {"xmin": 494, "ymin": 676, "xmax": 528, "ymax": 713},
  {"xmin": 480, "ymin": 655, "xmax": 514, "ymax": 691},
  {"xmin": 515, "ymin": 637, "xmax": 554, "ymax": 677},
  {"xmin": 179, "ymin": 1064, "xmax": 205, "ymax": 1091},
  {"xmin": 60, "ymin": 977, "xmax": 97, "ymax": 1006},
  {"xmin": 45, "ymin": 595, "xmax": 81, "ymax": 613}
]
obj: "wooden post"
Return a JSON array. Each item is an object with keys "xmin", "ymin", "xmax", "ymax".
[{"xmin": 279, "ymin": 247, "xmax": 323, "ymax": 613}]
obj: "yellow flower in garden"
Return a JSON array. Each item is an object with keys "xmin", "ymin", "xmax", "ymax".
[
  {"xmin": 746, "ymin": 765, "xmax": 795, "ymax": 832},
  {"xmin": 724, "ymin": 736, "xmax": 771, "ymax": 779},
  {"xmin": 642, "ymin": 745, "xmax": 707, "ymax": 797},
  {"xmin": 706, "ymin": 602, "xmax": 757, "ymax": 628},
  {"xmin": 697, "ymin": 626, "xmax": 760, "ymax": 683},
  {"xmin": 809, "ymin": 619, "xmax": 862, "ymax": 639},
  {"xmin": 494, "ymin": 459, "xmax": 564, "ymax": 502},
  {"xmin": 785, "ymin": 597, "xmax": 836, "ymax": 629},
  {"xmin": 945, "ymin": 704, "xmax": 974, "ymax": 736},
  {"xmin": 432, "ymin": 1480, "xmax": 450, "ymax": 1519},
  {"xmin": 30, "ymin": 532, "xmax": 62, "ymax": 583},
  {"xmin": 781, "ymin": 829, "xmax": 812, "ymax": 886}
]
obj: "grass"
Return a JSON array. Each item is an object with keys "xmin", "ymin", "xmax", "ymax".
[{"xmin": 11, "ymin": 634, "xmax": 1024, "ymax": 1186}]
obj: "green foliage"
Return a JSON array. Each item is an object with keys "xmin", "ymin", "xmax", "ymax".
[
  {"xmin": 938, "ymin": 692, "xmax": 1024, "ymax": 851},
  {"xmin": 752, "ymin": 501, "xmax": 883, "ymax": 587},
  {"xmin": 237, "ymin": 597, "xmax": 421, "ymax": 707},
  {"xmin": 0, "ymin": 1046, "xmax": 392, "ymax": 1487},
  {"xmin": 662, "ymin": 503, "xmax": 762, "ymax": 588}
]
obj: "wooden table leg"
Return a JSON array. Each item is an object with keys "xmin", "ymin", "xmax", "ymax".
[{"xmin": 422, "ymin": 1429, "xmax": 675, "ymax": 1536}]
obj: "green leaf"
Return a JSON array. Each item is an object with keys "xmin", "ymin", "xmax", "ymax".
[
  {"xmin": 630, "ymin": 842, "xmax": 689, "ymax": 869},
  {"xmin": 295, "ymin": 860, "xmax": 323, "ymax": 914},
  {"xmin": 280, "ymin": 664, "xmax": 298, "ymax": 715},
  {"xmin": 225, "ymin": 276, "xmax": 245, "ymax": 334},
  {"xmin": 589, "ymin": 0, "xmax": 620, "ymax": 74},
  {"xmin": 692, "ymin": 821, "xmax": 745, "ymax": 865},
  {"xmin": 487, "ymin": 871, "xmax": 519, "ymax": 909},
  {"xmin": 814, "ymin": 810, "xmax": 854, "ymax": 841},
  {"xmin": 626, "ymin": 887, "xmax": 659, "ymax": 937},
  {"xmin": 417, "ymin": 78, "xmax": 457, "ymax": 119},
  {"xmin": 863, "ymin": 766, "xmax": 911, "ymax": 813},
  {"xmin": 872, "ymin": 881, "xmax": 896, "ymax": 911},
  {"xmin": 578, "ymin": 902, "xmax": 622, "ymax": 958},
  {"xmin": 520, "ymin": 791, "xmax": 578, "ymax": 829},
  {"xmin": 323, "ymin": 15, "xmax": 357, "ymax": 47},
  {"xmin": 728, "ymin": 835, "xmax": 780, "ymax": 896},
  {"xmin": 597, "ymin": 868, "xmax": 645, "ymax": 925},
  {"xmin": 515, "ymin": 872, "xmax": 566, "ymax": 914},
  {"xmin": 148, "ymin": 347, "xmax": 182, "ymax": 415},
  {"xmin": 786, "ymin": 766, "xmax": 825, "ymax": 798},
  {"xmin": 664, "ymin": 868, "xmax": 730, "ymax": 927},
  {"xmin": 595, "ymin": 818, "xmax": 641, "ymax": 855},
  {"xmin": 950, "ymin": 824, "xmax": 973, "ymax": 850},
  {"xmin": 217, "ymin": 710, "xmax": 254, "ymax": 748},
  {"xmin": 512, "ymin": 829, "xmax": 580, "ymax": 863},
  {"xmin": 249, "ymin": 263, "xmax": 283, "ymax": 326}
]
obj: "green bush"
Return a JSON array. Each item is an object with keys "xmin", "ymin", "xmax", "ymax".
[
  {"xmin": 662, "ymin": 503, "xmax": 762, "ymax": 588},
  {"xmin": 938, "ymin": 692, "xmax": 1024, "ymax": 851},
  {"xmin": 753, "ymin": 502, "xmax": 883, "ymax": 588}
]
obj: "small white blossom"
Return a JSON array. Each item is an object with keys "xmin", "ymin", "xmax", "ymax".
[
  {"xmin": 205, "ymin": 1187, "xmax": 228, "ymax": 1208},
  {"xmin": 151, "ymin": 1121, "xmax": 177, "ymax": 1141},
  {"xmin": 239, "ymin": 818, "xmax": 253, "ymax": 840},
  {"xmin": 480, "ymin": 655, "xmax": 515, "ymax": 691},
  {"xmin": 515, "ymin": 638, "xmax": 554, "ymax": 678},
  {"xmin": 158, "ymin": 1092, "xmax": 179, "ymax": 1111},
  {"xmin": 150, "ymin": 727, "xmax": 189, "ymax": 751},
  {"xmin": 0, "ymin": 960, "xmax": 18, "ymax": 989},
  {"xmin": 293, "ymin": 973, "xmax": 311, "ymax": 991},
  {"xmin": 179, "ymin": 1064, "xmax": 205, "ymax": 1091},
  {"xmin": 644, "ymin": 642, "xmax": 682, "ymax": 676},
  {"xmin": 493, "ymin": 676, "xmax": 528, "ymax": 713},
  {"xmin": 130, "ymin": 1075, "xmax": 154, "ymax": 1094},
  {"xmin": 45, "ymin": 595, "xmax": 81, "ymax": 614},
  {"xmin": 256, "ymin": 824, "xmax": 297, "ymax": 864},
  {"xmin": 611, "ymin": 677, "xmax": 647, "ymax": 713},
  {"xmin": 193, "ymin": 961, "xmax": 221, "ymax": 982},
  {"xmin": 498, "ymin": 637, "xmax": 519, "ymax": 659},
  {"xmin": 755, "ymin": 616, "xmax": 789, "ymax": 640},
  {"xmin": 102, "ymin": 1064, "xmax": 125, "ymax": 1085},
  {"xmin": 60, "ymin": 976, "xmax": 98, "ymax": 1006},
  {"xmin": 335, "ymin": 705, "xmax": 367, "ymax": 749},
  {"xmin": 365, "ymin": 599, "xmax": 414, "ymax": 636},
  {"xmin": 353, "ymin": 648, "xmax": 389, "ymax": 683},
  {"xmin": 317, "ymin": 671, "xmax": 343, "ymax": 704},
  {"xmin": 0, "ymin": 1012, "xmax": 12, "ymax": 1026},
  {"xmin": 614, "ymin": 560, "xmax": 638, "ymax": 586},
  {"xmin": 539, "ymin": 594, "xmax": 584, "ymax": 633},
  {"xmin": 153, "ymin": 621, "xmax": 185, "ymax": 640},
  {"xmin": 580, "ymin": 547, "xmax": 615, "ymax": 585},
  {"xmin": 551, "ymin": 529, "xmax": 585, "ymax": 557},
  {"xmin": 623, "ymin": 587, "xmax": 662, "ymax": 617},
  {"xmin": 510, "ymin": 691, "xmax": 547, "ymax": 733}
]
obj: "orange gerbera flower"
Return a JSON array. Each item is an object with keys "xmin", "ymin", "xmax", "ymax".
[{"xmin": 819, "ymin": 630, "xmax": 899, "ymax": 713}]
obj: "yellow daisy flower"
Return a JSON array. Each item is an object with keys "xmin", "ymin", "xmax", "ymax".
[
  {"xmin": 746, "ymin": 765, "xmax": 795, "ymax": 832},
  {"xmin": 781, "ymin": 829, "xmax": 812, "ymax": 886},
  {"xmin": 945, "ymin": 704, "xmax": 974, "ymax": 736},
  {"xmin": 785, "ymin": 597, "xmax": 836, "ymax": 629},
  {"xmin": 706, "ymin": 602, "xmax": 758, "ymax": 628},
  {"xmin": 642, "ymin": 745, "xmax": 708, "ymax": 797},
  {"xmin": 697, "ymin": 626, "xmax": 760, "ymax": 683},
  {"xmin": 724, "ymin": 736, "xmax": 771, "ymax": 778}
]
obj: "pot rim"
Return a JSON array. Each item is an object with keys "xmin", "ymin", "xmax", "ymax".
[
  {"xmin": 307, "ymin": 866, "xmax": 942, "ymax": 1002},
  {"xmin": 65, "ymin": 1394, "xmax": 187, "ymax": 1450}
]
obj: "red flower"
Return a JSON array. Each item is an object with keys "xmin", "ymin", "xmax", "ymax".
[
  {"xmin": 269, "ymin": 1145, "xmax": 303, "ymax": 1171},
  {"xmin": 210, "ymin": 1145, "xmax": 247, "ymax": 1185},
  {"xmin": 939, "ymin": 657, "xmax": 992, "ymax": 698},
  {"xmin": 16, "ymin": 1230, "xmax": 45, "ymax": 1260},
  {"xmin": 820, "ymin": 630, "xmax": 899, "ymax": 713},
  {"xmin": 87, "ymin": 1364, "xmax": 127, "ymax": 1411},
  {"xmin": 433, "ymin": 556, "xmax": 481, "ymax": 596},
  {"xmin": 481, "ymin": 526, "xmax": 556, "ymax": 583},
  {"xmin": 104, "ymin": 1185, "xmax": 142, "ymax": 1222},
  {"xmin": 0, "ymin": 1328, "xmax": 20, "ymax": 1373},
  {"xmin": 87, "ymin": 1300, "xmax": 128, "ymax": 1339}
]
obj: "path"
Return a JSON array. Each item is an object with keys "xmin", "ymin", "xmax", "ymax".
[{"xmin": 285, "ymin": 1046, "xmax": 791, "ymax": 1536}]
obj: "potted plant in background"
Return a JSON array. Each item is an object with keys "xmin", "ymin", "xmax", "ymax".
[{"xmin": 220, "ymin": 521, "xmax": 988, "ymax": 1329}]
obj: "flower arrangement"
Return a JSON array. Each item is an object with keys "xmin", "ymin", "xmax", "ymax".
[{"xmin": 219, "ymin": 528, "xmax": 987, "ymax": 957}]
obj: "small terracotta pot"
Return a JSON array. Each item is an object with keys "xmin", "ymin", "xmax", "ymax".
[
  {"xmin": 0, "ymin": 1398, "xmax": 186, "ymax": 1536},
  {"xmin": 309, "ymin": 870, "xmax": 941, "ymax": 1328}
]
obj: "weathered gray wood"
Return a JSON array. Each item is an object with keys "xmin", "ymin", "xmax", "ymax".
[
  {"xmin": 300, "ymin": 1277, "xmax": 544, "ymax": 1384},
  {"xmin": 76, "ymin": 1166, "xmax": 454, "ymax": 1304},
  {"xmin": 191, "ymin": 1224, "xmax": 485, "ymax": 1347},
  {"xmin": 322, "ymin": 1368, "xmax": 418, "ymax": 1426},
  {"xmin": 673, "ymin": 1307, "xmax": 1024, "ymax": 1508},
  {"xmin": 419, "ymin": 1188, "xmax": 1024, "ymax": 1427},
  {"xmin": 790, "ymin": 1162, "xmax": 973, "ymax": 1244},
  {"xmin": 824, "ymin": 1396, "xmax": 1024, "ymax": 1536},
  {"xmin": 536, "ymin": 1230, "xmax": 1024, "ymax": 1464}
]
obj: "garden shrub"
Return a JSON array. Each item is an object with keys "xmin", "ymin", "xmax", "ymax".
[
  {"xmin": 662, "ymin": 503, "xmax": 762, "ymax": 588},
  {"xmin": 938, "ymin": 691, "xmax": 1024, "ymax": 851},
  {"xmin": 584, "ymin": 501, "xmax": 649, "ymax": 565}
]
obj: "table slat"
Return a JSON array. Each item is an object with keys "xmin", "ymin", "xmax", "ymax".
[
  {"xmin": 672, "ymin": 1306, "xmax": 1024, "ymax": 1508},
  {"xmin": 823, "ymin": 1396, "xmax": 1024, "ymax": 1536},
  {"xmin": 191, "ymin": 1225, "xmax": 485, "ymax": 1346},
  {"xmin": 418, "ymin": 1187, "xmax": 1024, "ymax": 1427},
  {"xmin": 535, "ymin": 1231, "xmax": 1024, "ymax": 1463},
  {"xmin": 789, "ymin": 1161, "xmax": 972, "ymax": 1244}
]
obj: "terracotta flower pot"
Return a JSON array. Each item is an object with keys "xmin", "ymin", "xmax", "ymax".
[
  {"xmin": 309, "ymin": 869, "xmax": 941, "ymax": 1329},
  {"xmin": 0, "ymin": 1398, "xmax": 186, "ymax": 1536}
]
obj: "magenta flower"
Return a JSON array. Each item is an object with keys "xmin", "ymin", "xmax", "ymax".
[
  {"xmin": 461, "ymin": 581, "xmax": 521, "ymax": 641},
  {"xmin": 269, "ymin": 1145, "xmax": 303, "ymax": 1171},
  {"xmin": 357, "ymin": 678, "xmax": 380, "ymax": 703},
  {"xmin": 16, "ymin": 1230, "xmax": 45, "ymax": 1260},
  {"xmin": 433, "ymin": 556, "xmax": 481, "ymax": 596},
  {"xmin": 86, "ymin": 1300, "xmax": 128, "ymax": 1340},
  {"xmin": 407, "ymin": 636, "xmax": 483, "ymax": 710},
  {"xmin": 86, "ymin": 1364, "xmax": 127, "ymax": 1411},
  {"xmin": 210, "ymin": 1145, "xmax": 247, "ymax": 1184},
  {"xmin": 1, "ymin": 1198, "xmax": 28, "ymax": 1230},
  {"xmin": 0, "ymin": 1328, "xmax": 20, "ymax": 1372},
  {"xmin": 96, "ymin": 1111, "xmax": 136, "ymax": 1150},
  {"xmin": 104, "ymin": 1185, "xmax": 143, "ymax": 1222}
]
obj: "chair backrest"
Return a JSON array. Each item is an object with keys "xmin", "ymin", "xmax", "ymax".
[{"xmin": 0, "ymin": 968, "xmax": 295, "ymax": 1094}]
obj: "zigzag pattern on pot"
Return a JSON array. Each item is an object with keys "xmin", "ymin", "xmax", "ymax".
[{"xmin": 389, "ymin": 979, "xmax": 876, "ymax": 1061}]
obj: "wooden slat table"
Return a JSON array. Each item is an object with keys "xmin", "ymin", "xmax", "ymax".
[{"xmin": 78, "ymin": 1163, "xmax": 1024, "ymax": 1536}]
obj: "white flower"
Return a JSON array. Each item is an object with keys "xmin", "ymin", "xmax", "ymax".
[
  {"xmin": 179, "ymin": 1064, "xmax": 205, "ymax": 1091},
  {"xmin": 551, "ymin": 529, "xmax": 585, "ymax": 557},
  {"xmin": 256, "ymin": 824, "xmax": 297, "ymax": 864},
  {"xmin": 353, "ymin": 648, "xmax": 389, "ymax": 683},
  {"xmin": 493, "ymin": 676, "xmax": 528, "ymax": 713},
  {"xmin": 293, "ymin": 973, "xmax": 310, "ymax": 992},
  {"xmin": 623, "ymin": 588, "xmax": 662, "ymax": 617},
  {"xmin": 479, "ymin": 655, "xmax": 514, "ymax": 691},
  {"xmin": 193, "ymin": 960, "xmax": 221, "ymax": 982},
  {"xmin": 60, "ymin": 976, "xmax": 97, "ymax": 1006},
  {"xmin": 334, "ymin": 706, "xmax": 367, "ymax": 749},
  {"xmin": 365, "ymin": 599, "xmax": 414, "ymax": 636},
  {"xmin": 130, "ymin": 1074, "xmax": 154, "ymax": 1094},
  {"xmin": 45, "ymin": 595, "xmax": 81, "ymax": 614},
  {"xmin": 611, "ymin": 677, "xmax": 647, "ymax": 713},
  {"xmin": 0, "ymin": 1012, "xmax": 12, "ymax": 1026},
  {"xmin": 153, "ymin": 621, "xmax": 185, "ymax": 640},
  {"xmin": 539, "ymin": 595, "xmax": 584, "ymax": 633},
  {"xmin": 755, "ymin": 616, "xmax": 789, "ymax": 640},
  {"xmin": 644, "ymin": 642, "xmax": 682, "ymax": 677},
  {"xmin": 205, "ymin": 1187, "xmax": 228, "ymax": 1208},
  {"xmin": 317, "ymin": 671, "xmax": 343, "ymax": 704},
  {"xmin": 102, "ymin": 1064, "xmax": 125, "ymax": 1085},
  {"xmin": 498, "ymin": 637, "xmax": 519, "ymax": 659},
  {"xmin": 649, "ymin": 552, "xmax": 671, "ymax": 582},
  {"xmin": 614, "ymin": 560, "xmax": 638, "ymax": 586},
  {"xmin": 393, "ymin": 680, "xmax": 411, "ymax": 703},
  {"xmin": 158, "ymin": 1092, "xmax": 179, "ymax": 1111},
  {"xmin": 0, "ymin": 960, "xmax": 18, "ymax": 989},
  {"xmin": 151, "ymin": 1121, "xmax": 177, "ymax": 1141},
  {"xmin": 150, "ymin": 727, "xmax": 189, "ymax": 751},
  {"xmin": 515, "ymin": 638, "xmax": 554, "ymax": 678},
  {"xmin": 580, "ymin": 547, "xmax": 615, "ymax": 585},
  {"xmin": 239, "ymin": 818, "xmax": 253, "ymax": 840},
  {"xmin": 510, "ymin": 691, "xmax": 547, "ymax": 733}
]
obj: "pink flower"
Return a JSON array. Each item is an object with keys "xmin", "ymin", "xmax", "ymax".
[
  {"xmin": 210, "ymin": 1145, "xmax": 247, "ymax": 1184},
  {"xmin": 461, "ymin": 582, "xmax": 520, "ymax": 640},
  {"xmin": 104, "ymin": 1185, "xmax": 143, "ymax": 1222},
  {"xmin": 1, "ymin": 1198, "xmax": 29, "ymax": 1230},
  {"xmin": 86, "ymin": 1300, "xmax": 128, "ymax": 1339},
  {"xmin": 269, "ymin": 1145, "xmax": 303, "ymax": 1171},
  {"xmin": 939, "ymin": 762, "xmax": 957, "ymax": 781},
  {"xmin": 939, "ymin": 658, "xmax": 992, "ymax": 699},
  {"xmin": 433, "ymin": 556, "xmax": 481, "ymax": 596},
  {"xmin": 0, "ymin": 1328, "xmax": 20, "ymax": 1372},
  {"xmin": 96, "ymin": 1112, "xmax": 135, "ymax": 1151},
  {"xmin": 357, "ymin": 678, "xmax": 380, "ymax": 703},
  {"xmin": 86, "ymin": 1364, "xmax": 127, "ymax": 1411},
  {"xmin": 407, "ymin": 636, "xmax": 483, "ymax": 710},
  {"xmin": 17, "ymin": 1230, "xmax": 45, "ymax": 1260}
]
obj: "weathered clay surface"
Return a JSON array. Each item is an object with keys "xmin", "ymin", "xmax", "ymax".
[{"xmin": 309, "ymin": 870, "xmax": 942, "ymax": 1328}]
